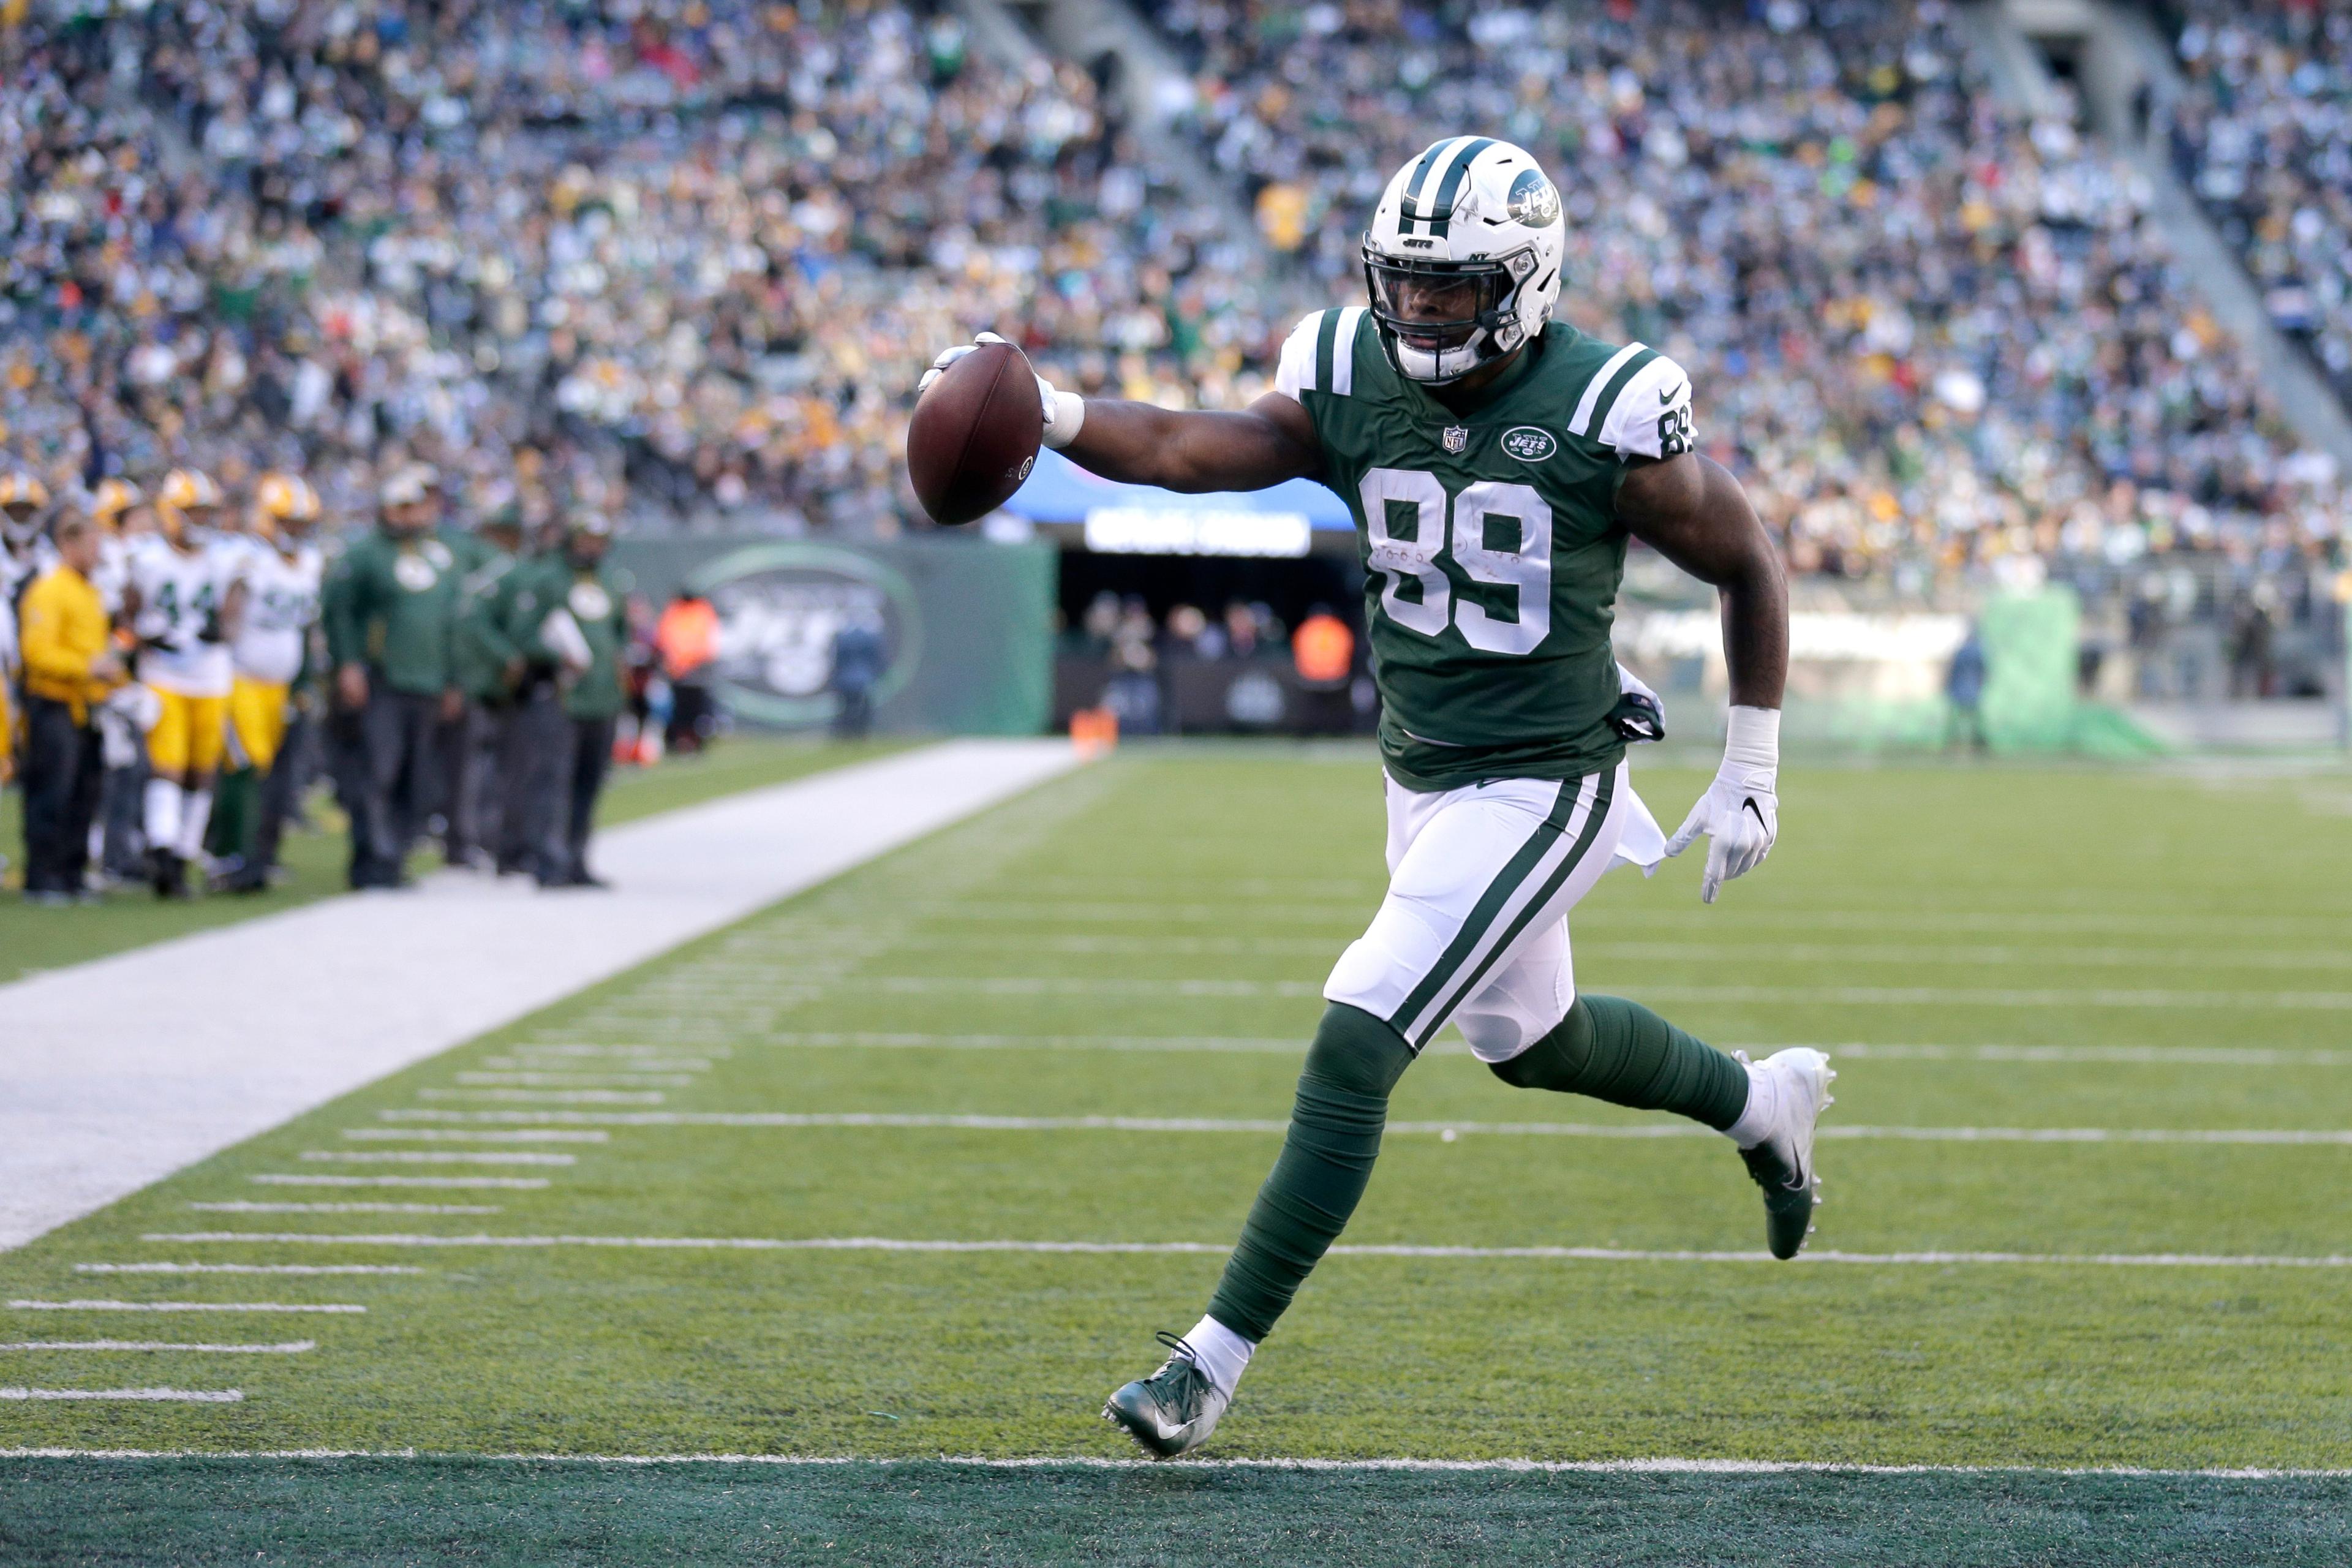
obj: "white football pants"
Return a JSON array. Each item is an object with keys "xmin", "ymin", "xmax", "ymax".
[{"xmin": 1323, "ymin": 761, "xmax": 1664, "ymax": 1062}]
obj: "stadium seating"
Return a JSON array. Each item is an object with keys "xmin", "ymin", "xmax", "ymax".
[
  {"xmin": 1, "ymin": 1, "xmax": 1268, "ymax": 530},
  {"xmin": 2, "ymin": 0, "xmax": 2343, "ymax": 584},
  {"xmin": 2167, "ymin": 5, "xmax": 2352, "ymax": 404},
  {"xmin": 1147, "ymin": 0, "xmax": 2344, "ymax": 581}
]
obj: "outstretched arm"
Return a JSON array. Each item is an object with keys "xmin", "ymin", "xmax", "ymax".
[
  {"xmin": 1616, "ymin": 453, "xmax": 1790, "ymax": 902},
  {"xmin": 921, "ymin": 333, "xmax": 1322, "ymax": 494},
  {"xmin": 1616, "ymin": 453, "xmax": 1787, "ymax": 709},
  {"xmin": 1059, "ymin": 393, "xmax": 1322, "ymax": 493}
]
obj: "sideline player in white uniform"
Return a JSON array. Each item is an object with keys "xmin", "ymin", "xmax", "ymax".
[
  {"xmin": 219, "ymin": 473, "xmax": 325, "ymax": 891},
  {"xmin": 927, "ymin": 138, "xmax": 1828, "ymax": 1457},
  {"xmin": 123, "ymin": 468, "xmax": 244, "ymax": 897}
]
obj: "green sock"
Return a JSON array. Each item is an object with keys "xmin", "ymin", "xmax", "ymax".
[
  {"xmin": 212, "ymin": 768, "xmax": 257, "ymax": 862},
  {"xmin": 1490, "ymin": 994, "xmax": 1750, "ymax": 1131},
  {"xmin": 1205, "ymin": 1004, "xmax": 1415, "ymax": 1344}
]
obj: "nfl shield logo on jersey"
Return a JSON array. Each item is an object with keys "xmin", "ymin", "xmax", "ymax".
[{"xmin": 1442, "ymin": 426, "xmax": 1469, "ymax": 454}]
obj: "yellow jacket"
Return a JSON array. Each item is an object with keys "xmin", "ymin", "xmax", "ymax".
[{"xmin": 20, "ymin": 564, "xmax": 119, "ymax": 722}]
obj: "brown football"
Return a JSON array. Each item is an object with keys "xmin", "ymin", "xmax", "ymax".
[{"xmin": 905, "ymin": 339, "xmax": 1045, "ymax": 527}]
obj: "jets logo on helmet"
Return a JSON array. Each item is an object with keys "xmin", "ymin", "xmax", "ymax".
[{"xmin": 1363, "ymin": 137, "xmax": 1565, "ymax": 385}]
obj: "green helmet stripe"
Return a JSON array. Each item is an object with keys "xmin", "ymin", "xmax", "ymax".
[
  {"xmin": 1419, "ymin": 137, "xmax": 1496, "ymax": 240},
  {"xmin": 1398, "ymin": 137, "xmax": 1468, "ymax": 234}
]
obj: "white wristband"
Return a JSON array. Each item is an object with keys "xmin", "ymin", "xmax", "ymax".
[
  {"xmin": 1722, "ymin": 705, "xmax": 1780, "ymax": 787},
  {"xmin": 1041, "ymin": 388, "xmax": 1086, "ymax": 450}
]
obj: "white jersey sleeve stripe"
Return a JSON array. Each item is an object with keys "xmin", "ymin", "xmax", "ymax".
[
  {"xmin": 1330, "ymin": 307, "xmax": 1366, "ymax": 397},
  {"xmin": 1569, "ymin": 342, "xmax": 1648, "ymax": 437},
  {"xmin": 1273, "ymin": 312, "xmax": 1325, "ymax": 402},
  {"xmin": 1597, "ymin": 353, "xmax": 1694, "ymax": 459}
]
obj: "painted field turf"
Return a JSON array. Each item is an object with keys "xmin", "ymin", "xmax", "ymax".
[{"xmin": 3, "ymin": 750, "xmax": 2348, "ymax": 1559}]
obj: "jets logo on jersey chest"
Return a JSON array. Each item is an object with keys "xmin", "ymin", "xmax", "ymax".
[
  {"xmin": 1502, "ymin": 426, "xmax": 1558, "ymax": 462},
  {"xmin": 1441, "ymin": 426, "xmax": 1469, "ymax": 454}
]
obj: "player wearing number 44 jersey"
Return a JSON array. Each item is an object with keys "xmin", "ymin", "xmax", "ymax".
[{"xmin": 925, "ymin": 137, "xmax": 1830, "ymax": 1458}]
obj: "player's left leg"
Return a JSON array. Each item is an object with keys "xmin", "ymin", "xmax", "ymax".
[
  {"xmin": 1106, "ymin": 768, "xmax": 1619, "ymax": 1457},
  {"xmin": 1451, "ymin": 822, "xmax": 1833, "ymax": 1260}
]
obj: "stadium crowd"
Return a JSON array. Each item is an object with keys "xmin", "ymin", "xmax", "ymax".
[
  {"xmin": 2166, "ymin": 2, "xmax": 2352, "ymax": 405},
  {"xmin": 0, "ymin": 0, "xmax": 1268, "ymax": 538},
  {"xmin": 1152, "ymin": 0, "xmax": 2345, "ymax": 585}
]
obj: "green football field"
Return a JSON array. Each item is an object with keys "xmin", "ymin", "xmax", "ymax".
[{"xmin": 6, "ymin": 747, "xmax": 2351, "ymax": 1563}]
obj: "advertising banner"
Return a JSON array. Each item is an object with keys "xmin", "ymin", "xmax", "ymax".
[{"xmin": 614, "ymin": 535, "xmax": 1055, "ymax": 734}]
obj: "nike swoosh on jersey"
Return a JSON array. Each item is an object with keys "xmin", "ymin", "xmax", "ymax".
[{"xmin": 1659, "ymin": 382, "xmax": 1685, "ymax": 404}]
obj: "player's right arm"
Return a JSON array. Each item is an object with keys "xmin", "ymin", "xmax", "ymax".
[{"xmin": 921, "ymin": 333, "xmax": 1322, "ymax": 493}]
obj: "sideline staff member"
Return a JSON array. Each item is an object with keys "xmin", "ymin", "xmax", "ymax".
[{"xmin": 18, "ymin": 513, "xmax": 124, "ymax": 901}]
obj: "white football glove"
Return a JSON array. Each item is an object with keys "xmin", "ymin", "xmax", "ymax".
[
  {"xmin": 1664, "ymin": 705, "xmax": 1780, "ymax": 904},
  {"xmin": 918, "ymin": 331, "xmax": 1086, "ymax": 450}
]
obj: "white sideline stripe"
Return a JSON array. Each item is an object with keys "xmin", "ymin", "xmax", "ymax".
[
  {"xmin": 861, "ymin": 975, "xmax": 2352, "ymax": 1010},
  {"xmin": 361, "ymin": 1110, "xmax": 2352, "ymax": 1145},
  {"xmin": 302, "ymin": 1151, "xmax": 574, "ymax": 1166},
  {"xmin": 0, "ymin": 739, "xmax": 1080, "ymax": 1251},
  {"xmin": 0, "ymin": 1388, "xmax": 242, "ymax": 1403},
  {"xmin": 250, "ymin": 1175, "xmax": 550, "ymax": 1189},
  {"xmin": 75, "ymin": 1264, "xmax": 421, "ymax": 1276},
  {"xmin": 0, "ymin": 1449, "xmax": 2342, "ymax": 1477},
  {"xmin": 504, "ymin": 1045, "xmax": 731, "ymax": 1059},
  {"xmin": 188, "ymin": 1203, "xmax": 502, "ymax": 1215},
  {"xmin": 10, "ymin": 1300, "xmax": 365, "ymax": 1313},
  {"xmin": 340, "ymin": 1129, "xmax": 609, "ymax": 1143},
  {"xmin": 417, "ymin": 1089, "xmax": 668, "ymax": 1104},
  {"xmin": 132, "ymin": 1234, "xmax": 2352, "ymax": 1270},
  {"xmin": 0, "ymin": 1341, "xmax": 314, "ymax": 1354}
]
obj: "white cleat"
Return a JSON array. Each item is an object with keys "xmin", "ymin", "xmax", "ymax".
[{"xmin": 1737, "ymin": 1048, "xmax": 1834, "ymax": 1259}]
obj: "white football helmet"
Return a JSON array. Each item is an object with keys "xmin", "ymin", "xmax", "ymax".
[{"xmin": 1362, "ymin": 137, "xmax": 1566, "ymax": 384}]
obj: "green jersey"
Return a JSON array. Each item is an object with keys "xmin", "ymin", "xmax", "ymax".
[{"xmin": 1278, "ymin": 311, "xmax": 1694, "ymax": 792}]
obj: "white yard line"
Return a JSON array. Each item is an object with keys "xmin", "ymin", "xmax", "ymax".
[
  {"xmin": 858, "ymin": 975, "xmax": 2352, "ymax": 1010},
  {"xmin": 0, "ymin": 1341, "xmax": 312, "ymax": 1354},
  {"xmin": 337, "ymin": 1129, "xmax": 608, "ymax": 1144},
  {"xmin": 74, "ymin": 1264, "xmax": 420, "ymax": 1276},
  {"xmin": 187, "ymin": 1203, "xmax": 501, "ymax": 1215},
  {"xmin": 300, "ymin": 1151, "xmax": 573, "ymax": 1166},
  {"xmin": 10, "ymin": 1300, "xmax": 365, "ymax": 1313},
  {"xmin": 752, "ymin": 1033, "xmax": 2352, "ymax": 1068},
  {"xmin": 0, "ymin": 1388, "xmax": 242, "ymax": 1403},
  {"xmin": 0, "ymin": 1448, "xmax": 2342, "ymax": 1477},
  {"xmin": 456, "ymin": 1074, "xmax": 698, "ymax": 1088},
  {"xmin": 132, "ymin": 1232, "xmax": 2352, "ymax": 1270},
  {"xmin": 366, "ymin": 1109, "xmax": 2352, "ymax": 1145},
  {"xmin": 249, "ymin": 1175, "xmax": 549, "ymax": 1189},
  {"xmin": 0, "ymin": 741, "xmax": 1081, "ymax": 1252},
  {"xmin": 416, "ymin": 1090, "xmax": 667, "ymax": 1104}
]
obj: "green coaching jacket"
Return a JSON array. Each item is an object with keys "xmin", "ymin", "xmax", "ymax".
[
  {"xmin": 322, "ymin": 528, "xmax": 460, "ymax": 697},
  {"xmin": 507, "ymin": 556, "xmax": 632, "ymax": 722}
]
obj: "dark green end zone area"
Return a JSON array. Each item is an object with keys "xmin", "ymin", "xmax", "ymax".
[{"xmin": 4, "ymin": 1458, "xmax": 2347, "ymax": 1567}]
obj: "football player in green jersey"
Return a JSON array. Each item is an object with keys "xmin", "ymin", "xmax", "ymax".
[{"xmin": 926, "ymin": 137, "xmax": 1829, "ymax": 1459}]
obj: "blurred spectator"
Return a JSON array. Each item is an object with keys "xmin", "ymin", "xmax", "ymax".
[
  {"xmin": 655, "ymin": 590, "xmax": 721, "ymax": 753},
  {"xmin": 829, "ymin": 608, "xmax": 886, "ymax": 740},
  {"xmin": 1944, "ymin": 622, "xmax": 1988, "ymax": 752}
]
